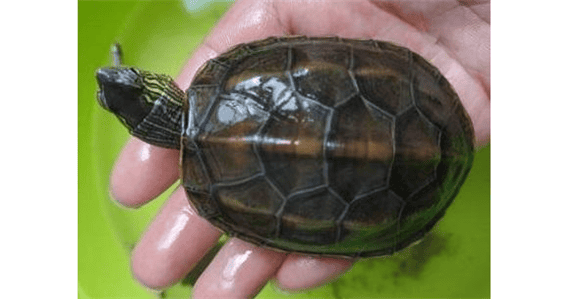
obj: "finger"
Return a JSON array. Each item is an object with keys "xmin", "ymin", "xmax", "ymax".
[
  {"xmin": 370, "ymin": 0, "xmax": 491, "ymax": 91},
  {"xmin": 274, "ymin": 254, "xmax": 353, "ymax": 291},
  {"xmin": 111, "ymin": 0, "xmax": 285, "ymax": 207},
  {"xmin": 110, "ymin": 137, "xmax": 180, "ymax": 207},
  {"xmin": 272, "ymin": 0, "xmax": 490, "ymax": 146},
  {"xmin": 176, "ymin": 0, "xmax": 287, "ymax": 87},
  {"xmin": 131, "ymin": 187, "xmax": 222, "ymax": 289},
  {"xmin": 192, "ymin": 239, "xmax": 287, "ymax": 299},
  {"xmin": 372, "ymin": 2, "xmax": 490, "ymax": 146}
]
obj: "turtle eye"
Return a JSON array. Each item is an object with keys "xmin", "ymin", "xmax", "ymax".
[
  {"xmin": 115, "ymin": 67, "xmax": 143, "ymax": 89},
  {"xmin": 96, "ymin": 67, "xmax": 153, "ymax": 130}
]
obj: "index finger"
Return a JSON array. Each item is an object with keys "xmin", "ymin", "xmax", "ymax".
[
  {"xmin": 110, "ymin": 0, "xmax": 287, "ymax": 207},
  {"xmin": 175, "ymin": 0, "xmax": 287, "ymax": 88}
]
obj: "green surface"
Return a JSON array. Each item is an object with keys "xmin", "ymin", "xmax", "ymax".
[{"xmin": 79, "ymin": 1, "xmax": 490, "ymax": 298}]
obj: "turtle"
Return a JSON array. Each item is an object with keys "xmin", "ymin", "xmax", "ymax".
[{"xmin": 96, "ymin": 36, "xmax": 474, "ymax": 257}]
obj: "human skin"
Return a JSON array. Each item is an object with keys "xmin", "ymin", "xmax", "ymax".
[{"xmin": 109, "ymin": 0, "xmax": 490, "ymax": 298}]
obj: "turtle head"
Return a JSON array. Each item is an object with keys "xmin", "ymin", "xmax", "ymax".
[
  {"xmin": 96, "ymin": 67, "xmax": 164, "ymax": 129},
  {"xmin": 96, "ymin": 66, "xmax": 185, "ymax": 149}
]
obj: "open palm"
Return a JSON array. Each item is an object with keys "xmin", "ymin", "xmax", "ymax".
[{"xmin": 110, "ymin": 0, "xmax": 490, "ymax": 298}]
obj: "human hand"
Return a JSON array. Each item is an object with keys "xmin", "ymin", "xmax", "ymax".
[{"xmin": 110, "ymin": 0, "xmax": 490, "ymax": 298}]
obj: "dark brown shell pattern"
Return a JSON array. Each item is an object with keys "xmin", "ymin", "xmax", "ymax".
[{"xmin": 181, "ymin": 36, "xmax": 474, "ymax": 257}]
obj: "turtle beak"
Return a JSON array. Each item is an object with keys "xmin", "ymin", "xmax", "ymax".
[{"xmin": 96, "ymin": 68, "xmax": 113, "ymax": 110}]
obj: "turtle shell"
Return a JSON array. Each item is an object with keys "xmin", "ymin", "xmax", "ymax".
[{"xmin": 181, "ymin": 36, "xmax": 474, "ymax": 257}]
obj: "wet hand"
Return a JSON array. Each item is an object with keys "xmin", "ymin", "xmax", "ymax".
[{"xmin": 110, "ymin": 0, "xmax": 489, "ymax": 297}]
